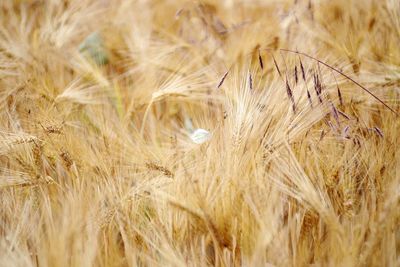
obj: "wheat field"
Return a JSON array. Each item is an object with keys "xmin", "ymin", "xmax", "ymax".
[{"xmin": 0, "ymin": 0, "xmax": 399, "ymax": 266}]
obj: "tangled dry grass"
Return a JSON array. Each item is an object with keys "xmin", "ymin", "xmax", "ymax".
[{"xmin": 1, "ymin": 0, "xmax": 399, "ymax": 266}]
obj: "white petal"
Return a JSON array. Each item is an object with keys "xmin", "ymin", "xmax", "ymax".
[{"xmin": 190, "ymin": 128, "xmax": 211, "ymax": 144}]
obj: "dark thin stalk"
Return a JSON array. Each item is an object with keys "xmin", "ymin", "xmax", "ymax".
[
  {"xmin": 217, "ymin": 71, "xmax": 229, "ymax": 89},
  {"xmin": 258, "ymin": 50, "xmax": 264, "ymax": 70}
]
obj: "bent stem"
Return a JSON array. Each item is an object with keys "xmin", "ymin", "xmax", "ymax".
[{"xmin": 265, "ymin": 48, "xmax": 399, "ymax": 116}]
